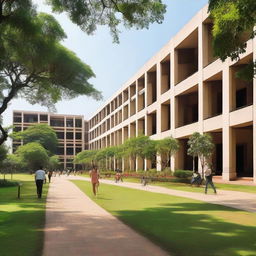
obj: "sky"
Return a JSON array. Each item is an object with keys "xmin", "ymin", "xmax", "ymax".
[{"xmin": 3, "ymin": 0, "xmax": 208, "ymax": 128}]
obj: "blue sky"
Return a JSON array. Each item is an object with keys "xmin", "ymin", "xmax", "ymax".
[{"xmin": 3, "ymin": 0, "xmax": 208, "ymax": 127}]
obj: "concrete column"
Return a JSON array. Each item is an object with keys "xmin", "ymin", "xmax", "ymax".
[
  {"xmin": 222, "ymin": 65, "xmax": 236, "ymax": 180},
  {"xmin": 128, "ymin": 86, "xmax": 131, "ymax": 117},
  {"xmin": 145, "ymin": 72, "xmax": 148, "ymax": 107},
  {"xmin": 144, "ymin": 114, "xmax": 150, "ymax": 170},
  {"xmin": 253, "ymin": 33, "xmax": 256, "ymax": 183},
  {"xmin": 197, "ymin": 23, "xmax": 204, "ymax": 173},
  {"xmin": 156, "ymin": 155, "xmax": 161, "ymax": 171},
  {"xmin": 135, "ymin": 80, "xmax": 139, "ymax": 113},
  {"xmin": 82, "ymin": 118, "xmax": 85, "ymax": 151},
  {"xmin": 170, "ymin": 47, "xmax": 176, "ymax": 171},
  {"xmin": 198, "ymin": 23, "xmax": 204, "ymax": 132},
  {"xmin": 156, "ymin": 63, "xmax": 162, "ymax": 170}
]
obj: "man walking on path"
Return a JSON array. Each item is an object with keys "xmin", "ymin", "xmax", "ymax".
[
  {"xmin": 204, "ymin": 168, "xmax": 217, "ymax": 194},
  {"xmin": 35, "ymin": 166, "xmax": 46, "ymax": 198}
]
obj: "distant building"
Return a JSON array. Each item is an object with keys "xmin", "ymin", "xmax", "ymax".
[
  {"xmin": 12, "ymin": 110, "xmax": 88, "ymax": 169},
  {"xmin": 87, "ymin": 5, "xmax": 256, "ymax": 183}
]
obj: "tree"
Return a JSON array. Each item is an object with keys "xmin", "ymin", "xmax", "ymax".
[
  {"xmin": 44, "ymin": 0, "xmax": 167, "ymax": 43},
  {"xmin": 0, "ymin": 12, "xmax": 101, "ymax": 145},
  {"xmin": 47, "ymin": 155, "xmax": 60, "ymax": 171},
  {"xmin": 0, "ymin": 1, "xmax": 166, "ymax": 43},
  {"xmin": 0, "ymin": 144, "xmax": 8, "ymax": 179},
  {"xmin": 156, "ymin": 137, "xmax": 179, "ymax": 170},
  {"xmin": 0, "ymin": 0, "xmax": 166, "ymax": 144},
  {"xmin": 122, "ymin": 135, "xmax": 156, "ymax": 170},
  {"xmin": 74, "ymin": 149, "xmax": 98, "ymax": 167},
  {"xmin": 208, "ymin": 0, "xmax": 256, "ymax": 80},
  {"xmin": 1, "ymin": 154, "xmax": 21, "ymax": 179},
  {"xmin": 96, "ymin": 146, "xmax": 118, "ymax": 170},
  {"xmin": 187, "ymin": 132, "xmax": 214, "ymax": 178},
  {"xmin": 12, "ymin": 124, "xmax": 58, "ymax": 155},
  {"xmin": 0, "ymin": 144, "xmax": 7, "ymax": 166},
  {"xmin": 15, "ymin": 142, "xmax": 49, "ymax": 171}
]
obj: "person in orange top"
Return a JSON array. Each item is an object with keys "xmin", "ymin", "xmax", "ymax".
[{"xmin": 89, "ymin": 166, "xmax": 100, "ymax": 196}]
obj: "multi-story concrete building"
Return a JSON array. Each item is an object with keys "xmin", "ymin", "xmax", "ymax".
[
  {"xmin": 88, "ymin": 5, "xmax": 256, "ymax": 183},
  {"xmin": 13, "ymin": 110, "xmax": 88, "ymax": 169}
]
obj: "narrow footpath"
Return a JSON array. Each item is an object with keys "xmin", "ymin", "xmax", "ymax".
[
  {"xmin": 43, "ymin": 177, "xmax": 169, "ymax": 256},
  {"xmin": 70, "ymin": 176, "xmax": 256, "ymax": 213}
]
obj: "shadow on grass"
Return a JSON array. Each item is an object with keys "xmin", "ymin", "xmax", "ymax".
[
  {"xmin": 0, "ymin": 210, "xmax": 45, "ymax": 256},
  {"xmin": 0, "ymin": 180, "xmax": 48, "ymax": 256},
  {"xmin": 114, "ymin": 203, "xmax": 256, "ymax": 256}
]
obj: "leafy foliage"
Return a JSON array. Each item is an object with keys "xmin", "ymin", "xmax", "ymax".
[
  {"xmin": 188, "ymin": 132, "xmax": 214, "ymax": 178},
  {"xmin": 209, "ymin": 0, "xmax": 256, "ymax": 80},
  {"xmin": 0, "ymin": 2, "xmax": 101, "ymax": 145},
  {"xmin": 12, "ymin": 124, "xmax": 58, "ymax": 155},
  {"xmin": 173, "ymin": 170, "xmax": 192, "ymax": 179},
  {"xmin": 15, "ymin": 142, "xmax": 49, "ymax": 171},
  {"xmin": 74, "ymin": 149, "xmax": 98, "ymax": 166},
  {"xmin": 122, "ymin": 135, "xmax": 156, "ymax": 160},
  {"xmin": 1, "ymin": 154, "xmax": 21, "ymax": 173},
  {"xmin": 0, "ymin": 0, "xmax": 166, "ymax": 145},
  {"xmin": 47, "ymin": 0, "xmax": 166, "ymax": 43},
  {"xmin": 156, "ymin": 137, "xmax": 179, "ymax": 170},
  {"xmin": 47, "ymin": 155, "xmax": 60, "ymax": 170},
  {"xmin": 0, "ymin": 144, "xmax": 8, "ymax": 165}
]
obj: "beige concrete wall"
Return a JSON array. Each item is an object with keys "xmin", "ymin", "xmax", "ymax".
[{"xmin": 88, "ymin": 5, "xmax": 256, "ymax": 182}]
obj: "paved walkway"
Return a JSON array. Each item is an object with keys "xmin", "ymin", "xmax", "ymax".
[
  {"xmin": 70, "ymin": 176, "xmax": 256, "ymax": 213},
  {"xmin": 43, "ymin": 177, "xmax": 169, "ymax": 256}
]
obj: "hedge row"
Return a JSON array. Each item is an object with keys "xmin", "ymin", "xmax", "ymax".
[{"xmin": 0, "ymin": 179, "xmax": 19, "ymax": 187}]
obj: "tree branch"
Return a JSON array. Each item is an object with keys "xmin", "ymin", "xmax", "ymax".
[{"xmin": 0, "ymin": 123, "xmax": 8, "ymax": 146}]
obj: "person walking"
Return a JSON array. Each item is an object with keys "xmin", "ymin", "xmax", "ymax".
[
  {"xmin": 204, "ymin": 168, "xmax": 217, "ymax": 194},
  {"xmin": 48, "ymin": 170, "xmax": 53, "ymax": 183},
  {"xmin": 35, "ymin": 166, "xmax": 46, "ymax": 198},
  {"xmin": 191, "ymin": 171, "xmax": 202, "ymax": 187},
  {"xmin": 89, "ymin": 166, "xmax": 100, "ymax": 196}
]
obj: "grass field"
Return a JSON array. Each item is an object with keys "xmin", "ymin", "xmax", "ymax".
[
  {"xmin": 0, "ymin": 174, "xmax": 48, "ymax": 256},
  {"xmin": 150, "ymin": 181, "xmax": 256, "ymax": 194},
  {"xmin": 73, "ymin": 180, "xmax": 256, "ymax": 256}
]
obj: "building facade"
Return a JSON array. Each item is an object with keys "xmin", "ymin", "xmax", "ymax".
[
  {"xmin": 13, "ymin": 110, "xmax": 88, "ymax": 169},
  {"xmin": 88, "ymin": 5, "xmax": 256, "ymax": 182}
]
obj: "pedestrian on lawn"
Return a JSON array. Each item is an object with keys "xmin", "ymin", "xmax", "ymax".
[
  {"xmin": 35, "ymin": 166, "xmax": 46, "ymax": 198},
  {"xmin": 48, "ymin": 170, "xmax": 53, "ymax": 183},
  {"xmin": 204, "ymin": 168, "xmax": 217, "ymax": 194},
  {"xmin": 89, "ymin": 165, "xmax": 100, "ymax": 196}
]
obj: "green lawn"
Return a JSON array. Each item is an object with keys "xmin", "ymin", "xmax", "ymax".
[
  {"xmin": 150, "ymin": 181, "xmax": 256, "ymax": 194},
  {"xmin": 0, "ymin": 174, "xmax": 48, "ymax": 256},
  {"xmin": 73, "ymin": 180, "xmax": 256, "ymax": 256}
]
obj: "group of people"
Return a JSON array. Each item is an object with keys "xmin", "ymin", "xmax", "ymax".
[
  {"xmin": 191, "ymin": 168, "xmax": 217, "ymax": 194},
  {"xmin": 34, "ymin": 165, "xmax": 217, "ymax": 199}
]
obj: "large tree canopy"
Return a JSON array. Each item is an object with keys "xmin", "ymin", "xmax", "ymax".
[
  {"xmin": 15, "ymin": 142, "xmax": 49, "ymax": 171},
  {"xmin": 0, "ymin": 0, "xmax": 166, "ymax": 145},
  {"xmin": 0, "ymin": 11, "xmax": 100, "ymax": 144},
  {"xmin": 47, "ymin": 0, "xmax": 166, "ymax": 43},
  {"xmin": 208, "ymin": 0, "xmax": 256, "ymax": 79},
  {"xmin": 12, "ymin": 124, "xmax": 58, "ymax": 155},
  {"xmin": 0, "ymin": 1, "xmax": 166, "ymax": 43}
]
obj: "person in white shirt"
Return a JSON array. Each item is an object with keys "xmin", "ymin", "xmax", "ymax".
[
  {"xmin": 35, "ymin": 167, "xmax": 46, "ymax": 198},
  {"xmin": 204, "ymin": 167, "xmax": 217, "ymax": 194}
]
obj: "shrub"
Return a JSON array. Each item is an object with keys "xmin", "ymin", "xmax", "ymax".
[
  {"xmin": 0, "ymin": 179, "xmax": 19, "ymax": 187},
  {"xmin": 173, "ymin": 170, "xmax": 192, "ymax": 179},
  {"xmin": 99, "ymin": 170, "xmax": 116, "ymax": 176}
]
